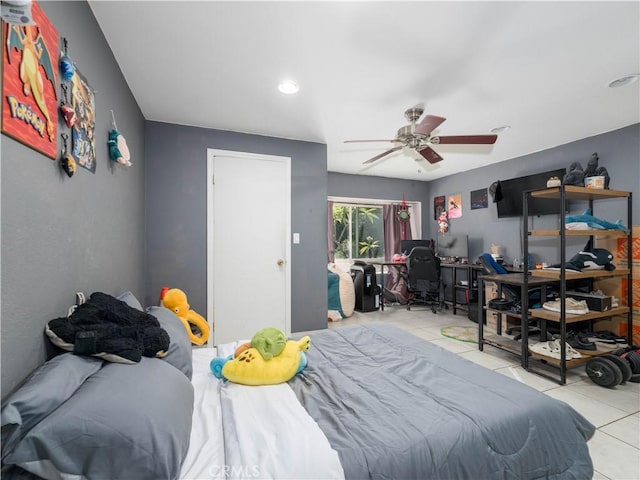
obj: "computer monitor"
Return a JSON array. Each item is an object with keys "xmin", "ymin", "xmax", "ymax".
[
  {"xmin": 436, "ymin": 234, "xmax": 469, "ymax": 262},
  {"xmin": 400, "ymin": 239, "xmax": 431, "ymax": 256}
]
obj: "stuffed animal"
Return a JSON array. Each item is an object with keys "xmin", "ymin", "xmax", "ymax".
[
  {"xmin": 45, "ymin": 292, "xmax": 170, "ymax": 364},
  {"xmin": 162, "ymin": 288, "xmax": 210, "ymax": 345},
  {"xmin": 210, "ymin": 335, "xmax": 310, "ymax": 386},
  {"xmin": 565, "ymin": 209, "xmax": 629, "ymax": 232},
  {"xmin": 563, "ymin": 162, "xmax": 585, "ymax": 186},
  {"xmin": 550, "ymin": 239, "xmax": 616, "ymax": 272},
  {"xmin": 251, "ymin": 327, "xmax": 287, "ymax": 360}
]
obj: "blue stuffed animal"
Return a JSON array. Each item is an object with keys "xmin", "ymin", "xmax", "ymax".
[{"xmin": 565, "ymin": 209, "xmax": 629, "ymax": 233}]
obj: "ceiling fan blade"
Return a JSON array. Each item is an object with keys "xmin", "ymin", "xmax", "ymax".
[
  {"xmin": 432, "ymin": 134, "xmax": 498, "ymax": 145},
  {"xmin": 363, "ymin": 146, "xmax": 403, "ymax": 164},
  {"xmin": 344, "ymin": 139, "xmax": 398, "ymax": 143},
  {"xmin": 418, "ymin": 146, "xmax": 443, "ymax": 164},
  {"xmin": 414, "ymin": 115, "xmax": 446, "ymax": 136}
]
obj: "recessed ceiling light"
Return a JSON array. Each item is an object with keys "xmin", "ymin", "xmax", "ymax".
[
  {"xmin": 278, "ymin": 80, "xmax": 299, "ymax": 94},
  {"xmin": 491, "ymin": 125, "xmax": 511, "ymax": 134},
  {"xmin": 608, "ymin": 74, "xmax": 639, "ymax": 88}
]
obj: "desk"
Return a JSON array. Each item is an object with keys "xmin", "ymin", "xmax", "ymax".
[
  {"xmin": 368, "ymin": 261, "xmax": 407, "ymax": 311},
  {"xmin": 478, "ymin": 273, "xmax": 556, "ymax": 369}
]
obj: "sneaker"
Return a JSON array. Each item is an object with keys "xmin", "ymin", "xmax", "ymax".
[{"xmin": 542, "ymin": 298, "xmax": 589, "ymax": 315}]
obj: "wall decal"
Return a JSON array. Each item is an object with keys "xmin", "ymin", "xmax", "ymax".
[
  {"xmin": 470, "ymin": 188, "xmax": 488, "ymax": 209},
  {"xmin": 434, "ymin": 195, "xmax": 445, "ymax": 220},
  {"xmin": 1, "ymin": 0, "xmax": 58, "ymax": 159},
  {"xmin": 448, "ymin": 193, "xmax": 462, "ymax": 219}
]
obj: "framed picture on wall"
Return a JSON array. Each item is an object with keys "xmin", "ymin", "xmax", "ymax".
[
  {"xmin": 448, "ymin": 193, "xmax": 462, "ymax": 219},
  {"xmin": 470, "ymin": 188, "xmax": 488, "ymax": 209},
  {"xmin": 434, "ymin": 195, "xmax": 445, "ymax": 220},
  {"xmin": 1, "ymin": 0, "xmax": 59, "ymax": 159}
]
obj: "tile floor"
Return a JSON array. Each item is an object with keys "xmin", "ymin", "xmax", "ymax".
[{"xmin": 304, "ymin": 306, "xmax": 640, "ymax": 480}]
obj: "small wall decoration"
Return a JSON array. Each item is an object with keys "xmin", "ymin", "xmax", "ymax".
[
  {"xmin": 108, "ymin": 110, "xmax": 132, "ymax": 167},
  {"xmin": 437, "ymin": 210, "xmax": 449, "ymax": 233},
  {"xmin": 470, "ymin": 188, "xmax": 488, "ymax": 210},
  {"xmin": 434, "ymin": 195, "xmax": 446, "ymax": 220},
  {"xmin": 70, "ymin": 68, "xmax": 96, "ymax": 172},
  {"xmin": 448, "ymin": 193, "xmax": 462, "ymax": 219},
  {"xmin": 1, "ymin": 0, "xmax": 58, "ymax": 159}
]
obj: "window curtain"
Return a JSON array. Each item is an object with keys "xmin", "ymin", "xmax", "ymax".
[
  {"xmin": 383, "ymin": 204, "xmax": 413, "ymax": 260},
  {"xmin": 327, "ymin": 200, "xmax": 335, "ymax": 263}
]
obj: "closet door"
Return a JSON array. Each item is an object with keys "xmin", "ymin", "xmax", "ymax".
[{"xmin": 208, "ymin": 149, "xmax": 291, "ymax": 345}]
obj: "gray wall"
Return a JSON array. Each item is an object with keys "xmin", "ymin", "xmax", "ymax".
[
  {"xmin": 144, "ymin": 121, "xmax": 327, "ymax": 334},
  {"xmin": 328, "ymin": 173, "xmax": 430, "ymax": 238},
  {"xmin": 1, "ymin": 1, "xmax": 146, "ymax": 398},
  {"xmin": 427, "ymin": 124, "xmax": 639, "ymax": 265}
]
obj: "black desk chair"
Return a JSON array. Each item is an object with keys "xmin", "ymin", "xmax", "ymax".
[
  {"xmin": 402, "ymin": 247, "xmax": 444, "ymax": 313},
  {"xmin": 478, "ymin": 253, "xmax": 544, "ymax": 340}
]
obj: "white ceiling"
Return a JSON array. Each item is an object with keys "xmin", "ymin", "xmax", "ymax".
[{"xmin": 88, "ymin": 1, "xmax": 640, "ymax": 181}]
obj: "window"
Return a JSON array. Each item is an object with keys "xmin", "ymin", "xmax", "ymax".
[
  {"xmin": 332, "ymin": 203, "xmax": 385, "ymax": 263},
  {"xmin": 329, "ymin": 196, "xmax": 422, "ymax": 271}
]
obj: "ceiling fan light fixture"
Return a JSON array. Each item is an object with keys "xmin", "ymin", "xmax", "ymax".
[
  {"xmin": 608, "ymin": 74, "xmax": 639, "ymax": 88},
  {"xmin": 491, "ymin": 125, "xmax": 511, "ymax": 134},
  {"xmin": 278, "ymin": 80, "xmax": 299, "ymax": 94}
]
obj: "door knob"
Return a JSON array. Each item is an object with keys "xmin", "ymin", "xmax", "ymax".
[{"xmin": 277, "ymin": 259, "xmax": 284, "ymax": 266}]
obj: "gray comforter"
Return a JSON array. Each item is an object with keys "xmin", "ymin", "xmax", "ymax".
[{"xmin": 289, "ymin": 323, "xmax": 594, "ymax": 480}]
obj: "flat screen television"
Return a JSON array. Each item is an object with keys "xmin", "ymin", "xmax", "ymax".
[
  {"xmin": 496, "ymin": 168, "xmax": 567, "ymax": 218},
  {"xmin": 436, "ymin": 234, "xmax": 469, "ymax": 261},
  {"xmin": 400, "ymin": 239, "xmax": 431, "ymax": 255}
]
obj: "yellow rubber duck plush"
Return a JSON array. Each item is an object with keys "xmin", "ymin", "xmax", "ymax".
[
  {"xmin": 211, "ymin": 335, "xmax": 311, "ymax": 386},
  {"xmin": 162, "ymin": 288, "xmax": 210, "ymax": 345}
]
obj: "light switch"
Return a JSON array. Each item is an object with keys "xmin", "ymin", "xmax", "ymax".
[{"xmin": 293, "ymin": 233, "xmax": 300, "ymax": 244}]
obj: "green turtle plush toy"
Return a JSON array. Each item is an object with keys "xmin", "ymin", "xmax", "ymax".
[{"xmin": 251, "ymin": 327, "xmax": 287, "ymax": 360}]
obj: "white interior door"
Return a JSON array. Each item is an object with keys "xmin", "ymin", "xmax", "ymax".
[{"xmin": 207, "ymin": 149, "xmax": 291, "ymax": 345}]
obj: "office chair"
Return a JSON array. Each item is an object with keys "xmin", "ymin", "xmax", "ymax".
[
  {"xmin": 478, "ymin": 253, "xmax": 543, "ymax": 340},
  {"xmin": 402, "ymin": 247, "xmax": 444, "ymax": 313}
]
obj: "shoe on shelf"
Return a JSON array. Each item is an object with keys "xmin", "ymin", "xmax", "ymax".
[
  {"xmin": 542, "ymin": 298, "xmax": 589, "ymax": 315},
  {"xmin": 529, "ymin": 339, "xmax": 583, "ymax": 360},
  {"xmin": 556, "ymin": 331, "xmax": 597, "ymax": 351}
]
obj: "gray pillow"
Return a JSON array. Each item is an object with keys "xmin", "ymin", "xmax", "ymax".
[
  {"xmin": 1, "ymin": 354, "xmax": 103, "ymax": 460},
  {"xmin": 4, "ymin": 357, "xmax": 194, "ymax": 480},
  {"xmin": 116, "ymin": 290, "xmax": 144, "ymax": 311},
  {"xmin": 146, "ymin": 306, "xmax": 193, "ymax": 379}
]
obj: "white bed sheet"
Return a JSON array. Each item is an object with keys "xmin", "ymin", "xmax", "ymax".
[{"xmin": 179, "ymin": 345, "xmax": 344, "ymax": 480}]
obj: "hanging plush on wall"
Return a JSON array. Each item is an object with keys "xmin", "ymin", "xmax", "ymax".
[
  {"xmin": 59, "ymin": 83, "xmax": 76, "ymax": 127},
  {"xmin": 397, "ymin": 194, "xmax": 411, "ymax": 240},
  {"xmin": 59, "ymin": 133, "xmax": 75, "ymax": 178},
  {"xmin": 59, "ymin": 37, "xmax": 75, "ymax": 82},
  {"xmin": 437, "ymin": 210, "xmax": 449, "ymax": 233},
  {"xmin": 1, "ymin": 0, "xmax": 58, "ymax": 159},
  {"xmin": 108, "ymin": 110, "xmax": 132, "ymax": 167}
]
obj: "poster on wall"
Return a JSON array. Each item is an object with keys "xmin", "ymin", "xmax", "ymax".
[
  {"xmin": 434, "ymin": 195, "xmax": 445, "ymax": 220},
  {"xmin": 448, "ymin": 193, "xmax": 462, "ymax": 218},
  {"xmin": 1, "ymin": 0, "xmax": 58, "ymax": 159},
  {"xmin": 70, "ymin": 69, "xmax": 96, "ymax": 173},
  {"xmin": 470, "ymin": 188, "xmax": 488, "ymax": 209}
]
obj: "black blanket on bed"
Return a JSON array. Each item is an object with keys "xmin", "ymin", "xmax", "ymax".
[{"xmin": 289, "ymin": 323, "xmax": 595, "ymax": 479}]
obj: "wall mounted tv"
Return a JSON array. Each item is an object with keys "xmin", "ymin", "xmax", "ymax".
[{"xmin": 496, "ymin": 168, "xmax": 567, "ymax": 218}]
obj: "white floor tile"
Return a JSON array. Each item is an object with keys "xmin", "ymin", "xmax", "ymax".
[
  {"xmin": 544, "ymin": 387, "xmax": 630, "ymax": 428},
  {"xmin": 588, "ymin": 430, "xmax": 640, "ymax": 480},
  {"xmin": 600, "ymin": 413, "xmax": 640, "ymax": 449},
  {"xmin": 592, "ymin": 469, "xmax": 611, "ymax": 479},
  {"xmin": 494, "ymin": 365, "xmax": 563, "ymax": 391},
  {"xmin": 430, "ymin": 336, "xmax": 477, "ymax": 354},
  {"xmin": 566, "ymin": 378, "xmax": 640, "ymax": 415},
  {"xmin": 458, "ymin": 349, "xmax": 520, "ymax": 370}
]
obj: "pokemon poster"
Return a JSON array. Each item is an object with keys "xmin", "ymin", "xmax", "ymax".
[
  {"xmin": 70, "ymin": 68, "xmax": 96, "ymax": 172},
  {"xmin": 1, "ymin": 1, "xmax": 58, "ymax": 159}
]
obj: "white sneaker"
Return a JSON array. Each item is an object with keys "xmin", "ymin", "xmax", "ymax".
[{"xmin": 542, "ymin": 298, "xmax": 589, "ymax": 315}]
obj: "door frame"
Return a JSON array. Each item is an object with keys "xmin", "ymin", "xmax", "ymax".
[{"xmin": 206, "ymin": 148, "xmax": 292, "ymax": 346}]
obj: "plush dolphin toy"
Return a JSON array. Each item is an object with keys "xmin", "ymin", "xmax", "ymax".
[{"xmin": 565, "ymin": 209, "xmax": 629, "ymax": 233}]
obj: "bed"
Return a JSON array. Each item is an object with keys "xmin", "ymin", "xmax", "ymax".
[{"xmin": 2, "ymin": 294, "xmax": 595, "ymax": 479}]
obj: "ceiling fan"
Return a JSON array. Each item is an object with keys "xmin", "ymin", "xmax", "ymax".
[{"xmin": 344, "ymin": 106, "xmax": 498, "ymax": 165}]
